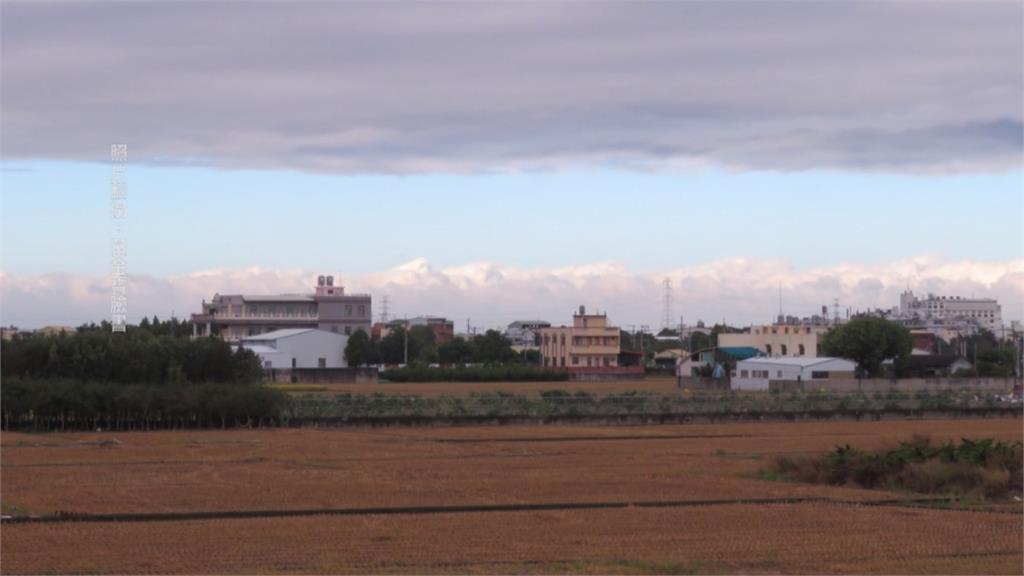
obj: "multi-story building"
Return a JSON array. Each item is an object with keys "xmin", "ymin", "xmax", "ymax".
[
  {"xmin": 897, "ymin": 290, "xmax": 1002, "ymax": 332},
  {"xmin": 540, "ymin": 306, "xmax": 620, "ymax": 369},
  {"xmin": 718, "ymin": 324, "xmax": 830, "ymax": 357},
  {"xmin": 191, "ymin": 275, "xmax": 371, "ymax": 342},
  {"xmin": 371, "ymin": 316, "xmax": 455, "ymax": 344},
  {"xmin": 505, "ymin": 320, "xmax": 551, "ymax": 347},
  {"xmin": 409, "ymin": 316, "xmax": 455, "ymax": 344}
]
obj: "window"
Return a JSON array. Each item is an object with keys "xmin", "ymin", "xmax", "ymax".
[
  {"xmin": 811, "ymin": 371, "xmax": 829, "ymax": 379},
  {"xmin": 345, "ymin": 326, "xmax": 352, "ymax": 335},
  {"xmin": 587, "ymin": 357, "xmax": 593, "ymax": 367},
  {"xmin": 358, "ymin": 305, "xmax": 366, "ymax": 316},
  {"xmin": 572, "ymin": 356, "xmax": 579, "ymax": 365},
  {"xmin": 291, "ymin": 358, "xmax": 297, "ymax": 369},
  {"xmin": 740, "ymin": 370, "xmax": 749, "ymax": 378},
  {"xmin": 318, "ymin": 358, "xmax": 326, "ymax": 369},
  {"xmin": 765, "ymin": 344, "xmax": 773, "ymax": 355},
  {"xmin": 603, "ymin": 357, "xmax": 610, "ymax": 367},
  {"xmin": 777, "ymin": 370, "xmax": 782, "ymax": 378},
  {"xmin": 781, "ymin": 344, "xmax": 788, "ymax": 356},
  {"xmin": 264, "ymin": 361, "xmax": 272, "ymax": 369},
  {"xmin": 798, "ymin": 344, "xmax": 805, "ymax": 356},
  {"xmin": 345, "ymin": 305, "xmax": 353, "ymax": 317}
]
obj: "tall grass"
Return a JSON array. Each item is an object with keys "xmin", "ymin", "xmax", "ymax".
[{"xmin": 766, "ymin": 436, "xmax": 1023, "ymax": 500}]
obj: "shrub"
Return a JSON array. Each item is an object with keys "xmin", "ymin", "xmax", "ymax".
[{"xmin": 762, "ymin": 437, "xmax": 1023, "ymax": 500}]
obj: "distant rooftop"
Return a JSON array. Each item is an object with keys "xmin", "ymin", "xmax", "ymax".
[
  {"xmin": 737, "ymin": 356, "xmax": 853, "ymax": 368},
  {"xmin": 241, "ymin": 328, "xmax": 323, "ymax": 341}
]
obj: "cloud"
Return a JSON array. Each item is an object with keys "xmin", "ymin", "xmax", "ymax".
[
  {"xmin": 2, "ymin": 2, "xmax": 1021, "ymax": 174},
  {"xmin": 2, "ymin": 256, "xmax": 1021, "ymax": 331}
]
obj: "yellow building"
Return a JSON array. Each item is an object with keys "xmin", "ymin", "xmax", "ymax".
[
  {"xmin": 540, "ymin": 306, "xmax": 620, "ymax": 369},
  {"xmin": 718, "ymin": 324, "xmax": 830, "ymax": 357}
]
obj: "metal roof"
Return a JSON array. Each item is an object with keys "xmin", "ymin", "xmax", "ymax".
[
  {"xmin": 242, "ymin": 345, "xmax": 279, "ymax": 354},
  {"xmin": 241, "ymin": 328, "xmax": 318, "ymax": 341},
  {"xmin": 736, "ymin": 357, "xmax": 855, "ymax": 368},
  {"xmin": 717, "ymin": 346, "xmax": 762, "ymax": 360}
]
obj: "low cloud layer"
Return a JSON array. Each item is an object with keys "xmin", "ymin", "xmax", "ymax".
[
  {"xmin": 2, "ymin": 2, "xmax": 1021, "ymax": 173},
  {"xmin": 2, "ymin": 256, "xmax": 1021, "ymax": 331}
]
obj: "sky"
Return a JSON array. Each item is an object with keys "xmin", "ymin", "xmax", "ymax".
[{"xmin": 1, "ymin": 1, "xmax": 1022, "ymax": 330}]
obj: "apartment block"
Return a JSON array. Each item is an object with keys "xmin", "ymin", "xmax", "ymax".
[
  {"xmin": 191, "ymin": 275, "xmax": 371, "ymax": 342},
  {"xmin": 540, "ymin": 306, "xmax": 620, "ymax": 369}
]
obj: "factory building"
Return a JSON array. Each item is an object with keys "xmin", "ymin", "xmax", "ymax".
[{"xmin": 191, "ymin": 275, "xmax": 371, "ymax": 342}]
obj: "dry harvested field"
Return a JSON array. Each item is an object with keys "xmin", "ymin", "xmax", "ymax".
[
  {"xmin": 3, "ymin": 419, "xmax": 1022, "ymax": 574},
  {"xmin": 276, "ymin": 377, "xmax": 680, "ymax": 397}
]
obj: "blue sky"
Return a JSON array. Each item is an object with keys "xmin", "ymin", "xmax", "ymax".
[
  {"xmin": 3, "ymin": 161, "xmax": 1021, "ymax": 278},
  {"xmin": 1, "ymin": 2, "xmax": 1021, "ymax": 328}
]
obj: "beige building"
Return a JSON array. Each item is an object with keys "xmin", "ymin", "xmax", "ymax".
[
  {"xmin": 191, "ymin": 275, "xmax": 371, "ymax": 342},
  {"xmin": 540, "ymin": 306, "xmax": 620, "ymax": 369},
  {"xmin": 718, "ymin": 324, "xmax": 830, "ymax": 357}
]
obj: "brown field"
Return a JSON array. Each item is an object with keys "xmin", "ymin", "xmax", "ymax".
[
  {"xmin": 2, "ymin": 419, "xmax": 1022, "ymax": 574},
  {"xmin": 275, "ymin": 376, "xmax": 681, "ymax": 397}
]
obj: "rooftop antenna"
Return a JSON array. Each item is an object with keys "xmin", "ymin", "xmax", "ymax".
[{"xmin": 833, "ymin": 298, "xmax": 840, "ymax": 325}]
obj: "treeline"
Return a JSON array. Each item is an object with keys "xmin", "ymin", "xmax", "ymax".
[
  {"xmin": 346, "ymin": 328, "xmax": 537, "ymax": 367},
  {"xmin": 383, "ymin": 365, "xmax": 569, "ymax": 382},
  {"xmin": 2, "ymin": 379, "xmax": 287, "ymax": 431},
  {"xmin": 2, "ymin": 323, "xmax": 262, "ymax": 383},
  {"xmin": 1, "ymin": 320, "xmax": 287, "ymax": 431}
]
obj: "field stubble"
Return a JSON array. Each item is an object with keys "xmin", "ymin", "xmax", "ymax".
[{"xmin": 2, "ymin": 419, "xmax": 1022, "ymax": 574}]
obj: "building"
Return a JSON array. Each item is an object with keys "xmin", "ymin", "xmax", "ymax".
[
  {"xmin": 540, "ymin": 306, "xmax": 621, "ymax": 370},
  {"xmin": 191, "ymin": 275, "xmax": 371, "ymax": 342},
  {"xmin": 372, "ymin": 316, "xmax": 454, "ymax": 344},
  {"xmin": 677, "ymin": 346, "xmax": 761, "ymax": 378},
  {"xmin": 910, "ymin": 330, "xmax": 937, "ymax": 355},
  {"xmin": 718, "ymin": 324, "xmax": 830, "ymax": 358},
  {"xmin": 897, "ymin": 290, "xmax": 1002, "ymax": 332},
  {"xmin": 732, "ymin": 357, "xmax": 857, "ymax": 391},
  {"xmin": 237, "ymin": 328, "xmax": 348, "ymax": 369},
  {"xmin": 409, "ymin": 316, "xmax": 455, "ymax": 344},
  {"xmin": 505, "ymin": 320, "xmax": 551, "ymax": 347}
]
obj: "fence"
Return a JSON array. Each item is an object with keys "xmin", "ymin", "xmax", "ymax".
[{"xmin": 769, "ymin": 377, "xmax": 1019, "ymax": 394}]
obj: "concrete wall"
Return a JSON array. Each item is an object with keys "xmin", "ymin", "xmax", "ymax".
[
  {"xmin": 676, "ymin": 376, "xmax": 730, "ymax": 391},
  {"xmin": 268, "ymin": 367, "xmax": 379, "ymax": 384},
  {"xmin": 769, "ymin": 377, "xmax": 1018, "ymax": 394}
]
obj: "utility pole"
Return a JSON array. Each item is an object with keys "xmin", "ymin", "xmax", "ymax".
[
  {"xmin": 662, "ymin": 278, "xmax": 673, "ymax": 331},
  {"xmin": 403, "ymin": 315, "xmax": 409, "ymax": 365}
]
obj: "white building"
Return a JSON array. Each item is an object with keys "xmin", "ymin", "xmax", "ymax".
[
  {"xmin": 898, "ymin": 290, "xmax": 1002, "ymax": 332},
  {"xmin": 506, "ymin": 320, "xmax": 550, "ymax": 347},
  {"xmin": 237, "ymin": 328, "xmax": 348, "ymax": 369},
  {"xmin": 731, "ymin": 357, "xmax": 857, "ymax": 391}
]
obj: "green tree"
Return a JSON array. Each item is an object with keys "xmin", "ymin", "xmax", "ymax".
[
  {"xmin": 438, "ymin": 336, "xmax": 475, "ymax": 365},
  {"xmin": 471, "ymin": 330, "xmax": 518, "ymax": 364},
  {"xmin": 344, "ymin": 329, "xmax": 378, "ymax": 367},
  {"xmin": 408, "ymin": 325, "xmax": 438, "ymax": 363},
  {"xmin": 820, "ymin": 316, "xmax": 912, "ymax": 378}
]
